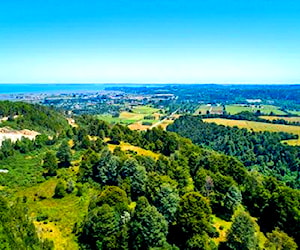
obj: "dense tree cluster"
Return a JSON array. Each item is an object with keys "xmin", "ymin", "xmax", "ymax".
[
  {"xmin": 76, "ymin": 115, "xmax": 179, "ymax": 156},
  {"xmin": 0, "ymin": 104, "xmax": 299, "ymax": 249},
  {"xmin": 0, "ymin": 134, "xmax": 52, "ymax": 160},
  {"xmin": 168, "ymin": 115, "xmax": 300, "ymax": 188},
  {"xmin": 0, "ymin": 101, "xmax": 68, "ymax": 134},
  {"xmin": 203, "ymin": 111, "xmax": 300, "ymax": 126},
  {"xmin": 72, "ymin": 116, "xmax": 299, "ymax": 249}
]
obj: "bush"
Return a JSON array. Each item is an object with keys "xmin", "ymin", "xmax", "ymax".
[{"xmin": 54, "ymin": 180, "xmax": 67, "ymax": 198}]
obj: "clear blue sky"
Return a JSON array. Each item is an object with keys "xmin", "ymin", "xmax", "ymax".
[{"xmin": 1, "ymin": 0, "xmax": 300, "ymax": 84}]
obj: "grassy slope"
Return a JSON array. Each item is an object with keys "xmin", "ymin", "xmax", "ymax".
[
  {"xmin": 0, "ymin": 137, "xmax": 88, "ymax": 249},
  {"xmin": 108, "ymin": 141, "xmax": 160, "ymax": 159},
  {"xmin": 203, "ymin": 118, "xmax": 300, "ymax": 145},
  {"xmin": 16, "ymin": 178, "xmax": 92, "ymax": 250},
  {"xmin": 288, "ymin": 110, "xmax": 300, "ymax": 116}
]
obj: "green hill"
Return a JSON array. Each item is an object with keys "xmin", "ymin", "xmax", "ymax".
[
  {"xmin": 0, "ymin": 101, "xmax": 68, "ymax": 135},
  {"xmin": 0, "ymin": 104, "xmax": 298, "ymax": 249}
]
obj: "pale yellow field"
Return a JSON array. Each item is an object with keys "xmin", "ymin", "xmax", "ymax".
[
  {"xmin": 260, "ymin": 116, "xmax": 300, "ymax": 123},
  {"xmin": 119, "ymin": 112, "xmax": 144, "ymax": 120},
  {"xmin": 108, "ymin": 141, "xmax": 159, "ymax": 159},
  {"xmin": 203, "ymin": 118, "xmax": 300, "ymax": 146},
  {"xmin": 128, "ymin": 122, "xmax": 151, "ymax": 131}
]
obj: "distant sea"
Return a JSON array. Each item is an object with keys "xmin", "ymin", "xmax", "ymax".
[{"xmin": 0, "ymin": 84, "xmax": 153, "ymax": 95}]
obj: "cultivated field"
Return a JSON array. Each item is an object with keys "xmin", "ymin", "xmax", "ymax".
[
  {"xmin": 225, "ymin": 104, "xmax": 286, "ymax": 115},
  {"xmin": 203, "ymin": 118, "xmax": 300, "ymax": 145},
  {"xmin": 97, "ymin": 105, "xmax": 161, "ymax": 129}
]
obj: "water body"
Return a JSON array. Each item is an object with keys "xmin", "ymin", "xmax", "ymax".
[{"xmin": 0, "ymin": 84, "xmax": 157, "ymax": 95}]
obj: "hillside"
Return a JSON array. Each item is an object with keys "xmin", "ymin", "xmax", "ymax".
[
  {"xmin": 0, "ymin": 101, "xmax": 68, "ymax": 135},
  {"xmin": 0, "ymin": 104, "xmax": 299, "ymax": 249},
  {"xmin": 168, "ymin": 115, "xmax": 300, "ymax": 188},
  {"xmin": 203, "ymin": 118, "xmax": 300, "ymax": 146}
]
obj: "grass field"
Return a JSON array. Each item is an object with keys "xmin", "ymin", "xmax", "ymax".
[
  {"xmin": 225, "ymin": 104, "xmax": 286, "ymax": 115},
  {"xmin": 97, "ymin": 105, "xmax": 161, "ymax": 127},
  {"xmin": 16, "ymin": 178, "xmax": 92, "ymax": 250},
  {"xmin": 131, "ymin": 106, "xmax": 159, "ymax": 114},
  {"xmin": 203, "ymin": 118, "xmax": 300, "ymax": 146},
  {"xmin": 260, "ymin": 116, "xmax": 300, "ymax": 123},
  {"xmin": 287, "ymin": 110, "xmax": 300, "ymax": 116},
  {"xmin": 108, "ymin": 141, "xmax": 159, "ymax": 159},
  {"xmin": 211, "ymin": 215, "xmax": 232, "ymax": 245}
]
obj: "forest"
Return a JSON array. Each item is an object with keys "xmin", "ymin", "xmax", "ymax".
[
  {"xmin": 0, "ymin": 102, "xmax": 299, "ymax": 249},
  {"xmin": 167, "ymin": 115, "xmax": 300, "ymax": 188}
]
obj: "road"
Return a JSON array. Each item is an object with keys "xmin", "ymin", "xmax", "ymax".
[{"xmin": 149, "ymin": 109, "xmax": 179, "ymax": 129}]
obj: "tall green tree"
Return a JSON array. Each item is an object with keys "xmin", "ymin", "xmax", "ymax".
[
  {"xmin": 56, "ymin": 141, "xmax": 72, "ymax": 167},
  {"xmin": 94, "ymin": 148, "xmax": 120, "ymax": 185},
  {"xmin": 81, "ymin": 204, "xmax": 129, "ymax": 250},
  {"xmin": 42, "ymin": 151, "xmax": 58, "ymax": 176},
  {"xmin": 177, "ymin": 192, "xmax": 212, "ymax": 235},
  {"xmin": 130, "ymin": 197, "xmax": 169, "ymax": 249},
  {"xmin": 225, "ymin": 211, "xmax": 259, "ymax": 250}
]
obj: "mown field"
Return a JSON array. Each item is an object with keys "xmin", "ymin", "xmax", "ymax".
[
  {"xmin": 225, "ymin": 104, "xmax": 286, "ymax": 115},
  {"xmin": 203, "ymin": 118, "xmax": 300, "ymax": 145}
]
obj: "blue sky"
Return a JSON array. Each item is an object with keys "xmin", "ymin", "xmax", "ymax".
[{"xmin": 1, "ymin": 0, "xmax": 300, "ymax": 83}]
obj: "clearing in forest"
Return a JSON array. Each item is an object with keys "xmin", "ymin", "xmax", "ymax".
[{"xmin": 108, "ymin": 141, "xmax": 159, "ymax": 159}]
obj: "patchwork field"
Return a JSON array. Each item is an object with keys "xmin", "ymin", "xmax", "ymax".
[
  {"xmin": 225, "ymin": 104, "xmax": 286, "ymax": 115},
  {"xmin": 203, "ymin": 118, "xmax": 300, "ymax": 145},
  {"xmin": 97, "ymin": 105, "xmax": 161, "ymax": 129},
  {"xmin": 260, "ymin": 116, "xmax": 300, "ymax": 123}
]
